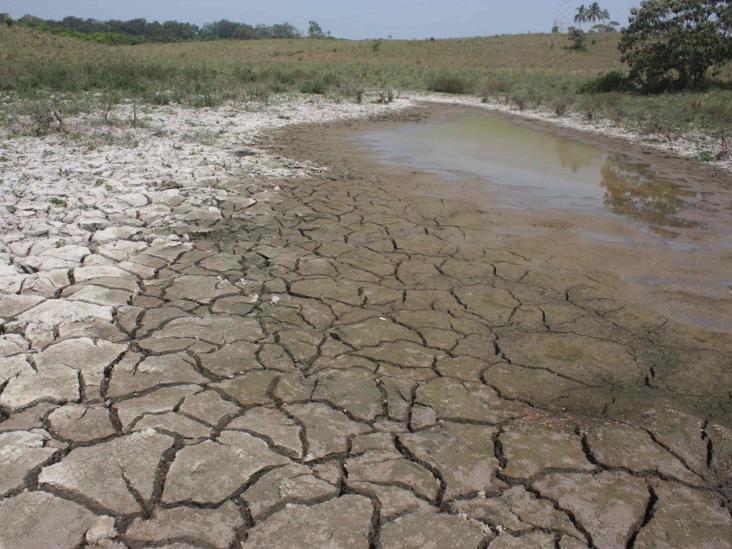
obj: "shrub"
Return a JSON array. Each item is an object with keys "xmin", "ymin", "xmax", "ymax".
[
  {"xmin": 427, "ymin": 71, "xmax": 470, "ymax": 94},
  {"xmin": 484, "ymin": 79, "xmax": 510, "ymax": 94},
  {"xmin": 553, "ymin": 98, "xmax": 571, "ymax": 116},
  {"xmin": 235, "ymin": 65, "xmax": 258, "ymax": 82},
  {"xmin": 299, "ymin": 79, "xmax": 329, "ymax": 94},
  {"xmin": 619, "ymin": 0, "xmax": 732, "ymax": 92},
  {"xmin": 578, "ymin": 70, "xmax": 631, "ymax": 93},
  {"xmin": 191, "ymin": 93, "xmax": 219, "ymax": 108},
  {"xmin": 567, "ymin": 27, "xmax": 587, "ymax": 51}
]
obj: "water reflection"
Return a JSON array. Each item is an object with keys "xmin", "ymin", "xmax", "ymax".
[
  {"xmin": 600, "ymin": 157, "xmax": 698, "ymax": 227},
  {"xmin": 555, "ymin": 139, "xmax": 595, "ymax": 173},
  {"xmin": 359, "ymin": 113, "xmax": 701, "ymax": 228}
]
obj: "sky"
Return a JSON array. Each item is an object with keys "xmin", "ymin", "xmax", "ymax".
[{"xmin": 2, "ymin": 0, "xmax": 641, "ymax": 40}]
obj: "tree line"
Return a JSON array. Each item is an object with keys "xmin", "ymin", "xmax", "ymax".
[{"xmin": 0, "ymin": 14, "xmax": 331, "ymax": 44}]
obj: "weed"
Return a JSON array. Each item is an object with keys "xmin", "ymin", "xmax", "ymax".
[
  {"xmin": 191, "ymin": 94, "xmax": 219, "ymax": 108},
  {"xmin": 716, "ymin": 130, "xmax": 729, "ymax": 160},
  {"xmin": 377, "ymin": 89, "xmax": 394, "ymax": 104},
  {"xmin": 553, "ymin": 98, "xmax": 570, "ymax": 117},
  {"xmin": 103, "ymin": 88, "xmax": 119, "ymax": 122},
  {"xmin": 49, "ymin": 196, "xmax": 67, "ymax": 207},
  {"xmin": 6, "ymin": 205, "xmax": 17, "ymax": 214},
  {"xmin": 697, "ymin": 150, "xmax": 714, "ymax": 162}
]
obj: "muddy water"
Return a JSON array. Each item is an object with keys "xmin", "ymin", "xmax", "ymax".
[
  {"xmin": 359, "ymin": 112, "xmax": 730, "ymax": 231},
  {"xmin": 358, "ymin": 109, "xmax": 732, "ymax": 333}
]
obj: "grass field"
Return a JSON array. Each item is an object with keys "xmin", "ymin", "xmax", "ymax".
[{"xmin": 1, "ymin": 25, "xmax": 731, "ymax": 135}]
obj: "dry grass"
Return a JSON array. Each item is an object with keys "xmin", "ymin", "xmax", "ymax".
[
  {"xmin": 127, "ymin": 33, "xmax": 624, "ymax": 73},
  {"xmin": 1, "ymin": 26, "xmax": 731, "ymax": 135}
]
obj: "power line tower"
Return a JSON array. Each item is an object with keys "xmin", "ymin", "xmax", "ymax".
[{"xmin": 555, "ymin": 0, "xmax": 575, "ymax": 32}]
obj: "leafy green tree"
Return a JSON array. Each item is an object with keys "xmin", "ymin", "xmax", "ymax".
[
  {"xmin": 271, "ymin": 22, "xmax": 301, "ymax": 38},
  {"xmin": 308, "ymin": 20, "xmax": 325, "ymax": 38},
  {"xmin": 233, "ymin": 24, "xmax": 256, "ymax": 40},
  {"xmin": 0, "ymin": 13, "xmax": 12, "ymax": 26},
  {"xmin": 619, "ymin": 0, "xmax": 732, "ymax": 91}
]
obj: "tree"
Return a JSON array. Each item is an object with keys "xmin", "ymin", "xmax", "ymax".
[
  {"xmin": 0, "ymin": 13, "xmax": 12, "ymax": 26},
  {"xmin": 233, "ymin": 24, "xmax": 256, "ymax": 40},
  {"xmin": 591, "ymin": 21, "xmax": 620, "ymax": 32},
  {"xmin": 619, "ymin": 0, "xmax": 732, "ymax": 91},
  {"xmin": 586, "ymin": 3, "xmax": 610, "ymax": 24},
  {"xmin": 205, "ymin": 19, "xmax": 240, "ymax": 39},
  {"xmin": 576, "ymin": 3, "xmax": 610, "ymax": 28},
  {"xmin": 271, "ymin": 23, "xmax": 301, "ymax": 38},
  {"xmin": 308, "ymin": 20, "xmax": 325, "ymax": 38},
  {"xmin": 574, "ymin": 5, "xmax": 588, "ymax": 26}
]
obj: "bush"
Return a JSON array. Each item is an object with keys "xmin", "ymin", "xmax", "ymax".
[
  {"xmin": 484, "ymin": 79, "xmax": 510, "ymax": 94},
  {"xmin": 619, "ymin": 0, "xmax": 732, "ymax": 92},
  {"xmin": 427, "ymin": 71, "xmax": 470, "ymax": 94},
  {"xmin": 579, "ymin": 70, "xmax": 631, "ymax": 93},
  {"xmin": 567, "ymin": 28, "xmax": 587, "ymax": 51},
  {"xmin": 299, "ymin": 79, "xmax": 329, "ymax": 94},
  {"xmin": 235, "ymin": 65, "xmax": 258, "ymax": 82}
]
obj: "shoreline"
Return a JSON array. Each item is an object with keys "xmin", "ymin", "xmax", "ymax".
[{"xmin": 403, "ymin": 92, "xmax": 732, "ymax": 174}]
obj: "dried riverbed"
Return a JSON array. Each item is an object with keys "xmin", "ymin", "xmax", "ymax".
[{"xmin": 0, "ymin": 96, "xmax": 730, "ymax": 548}]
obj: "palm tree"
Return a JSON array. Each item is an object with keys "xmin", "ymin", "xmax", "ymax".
[
  {"xmin": 586, "ymin": 3, "xmax": 609, "ymax": 24},
  {"xmin": 574, "ymin": 5, "xmax": 588, "ymax": 26}
]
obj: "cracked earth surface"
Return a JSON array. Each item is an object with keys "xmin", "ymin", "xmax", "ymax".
[{"xmin": 1, "ymin": 101, "xmax": 731, "ymax": 549}]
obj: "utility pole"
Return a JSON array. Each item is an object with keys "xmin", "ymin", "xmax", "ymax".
[{"xmin": 555, "ymin": 0, "xmax": 574, "ymax": 32}]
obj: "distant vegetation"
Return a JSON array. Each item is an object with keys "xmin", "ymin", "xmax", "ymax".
[
  {"xmin": 566, "ymin": 3, "xmax": 618, "ymax": 51},
  {"xmin": 0, "ymin": 14, "xmax": 320, "ymax": 44},
  {"xmin": 0, "ymin": 2, "xmax": 730, "ymax": 141},
  {"xmin": 573, "ymin": 3, "xmax": 618, "ymax": 32}
]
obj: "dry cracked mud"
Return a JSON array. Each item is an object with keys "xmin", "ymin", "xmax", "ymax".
[{"xmin": 0, "ymin": 103, "xmax": 731, "ymax": 549}]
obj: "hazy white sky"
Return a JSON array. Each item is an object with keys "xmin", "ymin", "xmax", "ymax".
[{"xmin": 3, "ymin": 1, "xmax": 641, "ymax": 39}]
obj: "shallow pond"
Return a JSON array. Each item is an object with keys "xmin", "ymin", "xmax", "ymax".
[
  {"xmin": 358, "ymin": 109, "xmax": 732, "ymax": 332},
  {"xmin": 358, "ymin": 111, "xmax": 716, "ymax": 230}
]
